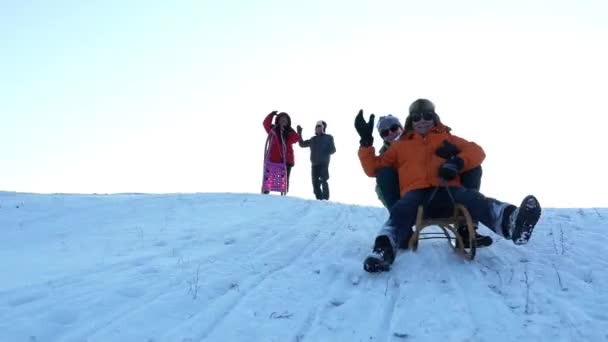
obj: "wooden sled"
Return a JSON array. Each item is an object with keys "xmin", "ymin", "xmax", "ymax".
[{"xmin": 408, "ymin": 203, "xmax": 477, "ymax": 260}]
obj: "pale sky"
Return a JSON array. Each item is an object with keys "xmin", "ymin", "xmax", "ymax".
[{"xmin": 1, "ymin": 0, "xmax": 607, "ymax": 208}]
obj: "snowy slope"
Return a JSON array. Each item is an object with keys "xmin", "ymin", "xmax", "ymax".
[{"xmin": 0, "ymin": 192, "xmax": 607, "ymax": 342}]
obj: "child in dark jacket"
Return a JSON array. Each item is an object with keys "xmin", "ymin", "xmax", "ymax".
[{"xmin": 297, "ymin": 120, "xmax": 336, "ymax": 200}]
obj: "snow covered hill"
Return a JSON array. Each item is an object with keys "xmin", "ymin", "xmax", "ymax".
[{"xmin": 0, "ymin": 192, "xmax": 607, "ymax": 342}]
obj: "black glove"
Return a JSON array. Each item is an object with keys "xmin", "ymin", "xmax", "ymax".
[
  {"xmin": 436, "ymin": 140, "xmax": 461, "ymax": 159},
  {"xmin": 296, "ymin": 125, "xmax": 303, "ymax": 135},
  {"xmin": 439, "ymin": 156, "xmax": 464, "ymax": 180},
  {"xmin": 269, "ymin": 110, "xmax": 278, "ymax": 116},
  {"xmin": 354, "ymin": 109, "xmax": 375, "ymax": 147}
]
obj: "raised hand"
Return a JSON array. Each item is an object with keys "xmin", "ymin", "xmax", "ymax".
[{"xmin": 354, "ymin": 109, "xmax": 375, "ymax": 147}]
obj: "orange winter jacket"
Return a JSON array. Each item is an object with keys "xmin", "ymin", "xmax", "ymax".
[{"xmin": 358, "ymin": 124, "xmax": 485, "ymax": 196}]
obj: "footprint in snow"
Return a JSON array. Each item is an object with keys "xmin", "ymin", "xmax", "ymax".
[
  {"xmin": 7, "ymin": 292, "xmax": 47, "ymax": 307},
  {"xmin": 117, "ymin": 287, "xmax": 145, "ymax": 298},
  {"xmin": 140, "ymin": 267, "xmax": 160, "ymax": 275},
  {"xmin": 47, "ymin": 309, "xmax": 78, "ymax": 325}
]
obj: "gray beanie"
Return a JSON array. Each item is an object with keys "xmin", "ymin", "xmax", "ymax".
[{"xmin": 376, "ymin": 115, "xmax": 402, "ymax": 133}]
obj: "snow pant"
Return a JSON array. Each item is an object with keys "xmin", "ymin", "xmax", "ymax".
[
  {"xmin": 376, "ymin": 167, "xmax": 401, "ymax": 209},
  {"xmin": 311, "ymin": 164, "xmax": 330, "ymax": 200},
  {"xmin": 378, "ymin": 186, "xmax": 511, "ymax": 247},
  {"xmin": 461, "ymin": 165, "xmax": 483, "ymax": 191},
  {"xmin": 376, "ymin": 165, "xmax": 483, "ymax": 210}
]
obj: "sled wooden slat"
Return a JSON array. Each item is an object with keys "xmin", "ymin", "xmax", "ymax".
[{"xmin": 409, "ymin": 203, "xmax": 477, "ymax": 260}]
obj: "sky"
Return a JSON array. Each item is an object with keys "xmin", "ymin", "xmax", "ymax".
[
  {"xmin": 1, "ymin": 191, "xmax": 607, "ymax": 341},
  {"xmin": 1, "ymin": 0, "xmax": 608, "ymax": 207}
]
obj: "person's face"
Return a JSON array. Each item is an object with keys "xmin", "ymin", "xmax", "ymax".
[
  {"xmin": 379, "ymin": 124, "xmax": 403, "ymax": 142},
  {"xmin": 315, "ymin": 125, "xmax": 324, "ymax": 134},
  {"xmin": 411, "ymin": 112, "xmax": 435, "ymax": 136},
  {"xmin": 277, "ymin": 115, "xmax": 289, "ymax": 127}
]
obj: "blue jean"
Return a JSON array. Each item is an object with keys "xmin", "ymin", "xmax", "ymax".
[
  {"xmin": 376, "ymin": 167, "xmax": 401, "ymax": 209},
  {"xmin": 383, "ymin": 186, "xmax": 507, "ymax": 245},
  {"xmin": 461, "ymin": 165, "xmax": 482, "ymax": 191}
]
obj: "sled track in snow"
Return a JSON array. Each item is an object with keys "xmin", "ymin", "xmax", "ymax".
[
  {"xmin": 171, "ymin": 203, "xmax": 354, "ymax": 340},
  {"xmin": 3, "ymin": 195, "xmax": 608, "ymax": 341}
]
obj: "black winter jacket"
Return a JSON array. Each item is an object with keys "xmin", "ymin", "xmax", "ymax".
[{"xmin": 298, "ymin": 133, "xmax": 336, "ymax": 166}]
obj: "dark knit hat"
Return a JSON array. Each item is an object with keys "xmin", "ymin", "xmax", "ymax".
[
  {"xmin": 404, "ymin": 99, "xmax": 446, "ymax": 132},
  {"xmin": 409, "ymin": 98, "xmax": 436, "ymax": 114}
]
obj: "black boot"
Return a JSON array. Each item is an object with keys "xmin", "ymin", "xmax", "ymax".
[
  {"xmin": 457, "ymin": 225, "xmax": 493, "ymax": 248},
  {"xmin": 322, "ymin": 186, "xmax": 330, "ymax": 200},
  {"xmin": 364, "ymin": 235, "xmax": 396, "ymax": 273},
  {"xmin": 503, "ymin": 195, "xmax": 541, "ymax": 245}
]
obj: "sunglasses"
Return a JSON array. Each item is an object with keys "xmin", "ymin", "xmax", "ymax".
[
  {"xmin": 380, "ymin": 124, "xmax": 401, "ymax": 138},
  {"xmin": 411, "ymin": 111, "xmax": 434, "ymax": 122}
]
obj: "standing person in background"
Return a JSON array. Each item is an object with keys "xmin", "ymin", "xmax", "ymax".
[
  {"xmin": 262, "ymin": 111, "xmax": 300, "ymax": 193},
  {"xmin": 297, "ymin": 120, "xmax": 336, "ymax": 200}
]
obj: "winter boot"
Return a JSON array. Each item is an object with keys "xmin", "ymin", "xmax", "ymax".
[
  {"xmin": 502, "ymin": 195, "xmax": 541, "ymax": 245},
  {"xmin": 456, "ymin": 224, "xmax": 493, "ymax": 248},
  {"xmin": 364, "ymin": 235, "xmax": 396, "ymax": 273},
  {"xmin": 321, "ymin": 183, "xmax": 330, "ymax": 200}
]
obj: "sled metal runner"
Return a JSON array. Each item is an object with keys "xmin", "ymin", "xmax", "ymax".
[{"xmin": 408, "ymin": 203, "xmax": 477, "ymax": 260}]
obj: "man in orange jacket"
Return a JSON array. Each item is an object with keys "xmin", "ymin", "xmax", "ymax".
[
  {"xmin": 355, "ymin": 99, "xmax": 542, "ymax": 273},
  {"xmin": 373, "ymin": 112, "xmax": 492, "ymax": 249}
]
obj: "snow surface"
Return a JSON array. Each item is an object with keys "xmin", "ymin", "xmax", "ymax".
[{"xmin": 1, "ymin": 191, "xmax": 607, "ymax": 342}]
